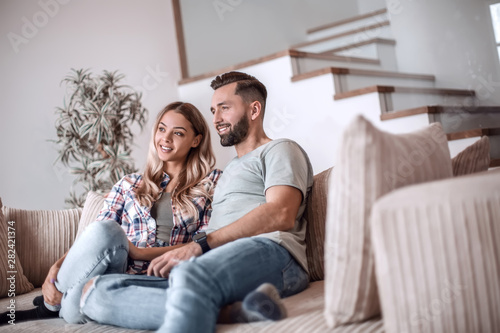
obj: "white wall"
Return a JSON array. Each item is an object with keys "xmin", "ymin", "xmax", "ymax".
[
  {"xmin": 387, "ymin": 0, "xmax": 500, "ymax": 105},
  {"xmin": 357, "ymin": 0, "xmax": 386, "ymax": 13},
  {"xmin": 179, "ymin": 0, "xmax": 359, "ymax": 76},
  {"xmin": 0, "ymin": 0, "xmax": 181, "ymax": 209}
]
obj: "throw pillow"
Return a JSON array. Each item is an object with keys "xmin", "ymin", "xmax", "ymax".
[
  {"xmin": 0, "ymin": 198, "xmax": 34, "ymax": 297},
  {"xmin": 3, "ymin": 206, "xmax": 81, "ymax": 287},
  {"xmin": 75, "ymin": 191, "xmax": 105, "ymax": 239},
  {"xmin": 371, "ymin": 169, "xmax": 500, "ymax": 332},
  {"xmin": 451, "ymin": 136, "xmax": 490, "ymax": 176},
  {"xmin": 324, "ymin": 115, "xmax": 453, "ymax": 327},
  {"xmin": 304, "ymin": 167, "xmax": 332, "ymax": 281}
]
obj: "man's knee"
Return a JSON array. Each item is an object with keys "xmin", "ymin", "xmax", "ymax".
[{"xmin": 169, "ymin": 260, "xmax": 216, "ymax": 292}]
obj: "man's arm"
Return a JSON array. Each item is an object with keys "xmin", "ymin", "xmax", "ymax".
[{"xmin": 147, "ymin": 185, "xmax": 302, "ymax": 277}]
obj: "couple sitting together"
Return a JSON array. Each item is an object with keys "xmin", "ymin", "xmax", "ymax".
[{"xmin": 1, "ymin": 71, "xmax": 314, "ymax": 333}]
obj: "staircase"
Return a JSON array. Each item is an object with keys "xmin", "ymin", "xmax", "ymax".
[{"xmin": 178, "ymin": 8, "xmax": 500, "ymax": 172}]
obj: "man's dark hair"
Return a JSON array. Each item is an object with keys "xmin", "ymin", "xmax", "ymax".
[{"xmin": 210, "ymin": 71, "xmax": 268, "ymax": 115}]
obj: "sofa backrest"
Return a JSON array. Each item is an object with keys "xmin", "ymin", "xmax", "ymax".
[{"xmin": 2, "ymin": 206, "xmax": 81, "ymax": 288}]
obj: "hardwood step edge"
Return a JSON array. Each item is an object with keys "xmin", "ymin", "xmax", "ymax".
[
  {"xmin": 320, "ymin": 38, "xmax": 396, "ymax": 55},
  {"xmin": 292, "ymin": 67, "xmax": 435, "ymax": 82},
  {"xmin": 293, "ymin": 21, "xmax": 391, "ymax": 49},
  {"xmin": 290, "ymin": 50, "xmax": 380, "ymax": 65},
  {"xmin": 381, "ymin": 106, "xmax": 500, "ymax": 121},
  {"xmin": 307, "ymin": 8, "xmax": 388, "ymax": 34},
  {"xmin": 334, "ymin": 86, "xmax": 476, "ymax": 101},
  {"xmin": 446, "ymin": 128, "xmax": 493, "ymax": 141},
  {"xmin": 490, "ymin": 158, "xmax": 500, "ymax": 168}
]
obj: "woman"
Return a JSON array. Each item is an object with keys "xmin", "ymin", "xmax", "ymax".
[{"xmin": 8, "ymin": 101, "xmax": 222, "ymax": 324}]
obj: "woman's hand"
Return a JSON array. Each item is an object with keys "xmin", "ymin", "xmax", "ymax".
[
  {"xmin": 41, "ymin": 263, "xmax": 63, "ymax": 306},
  {"xmin": 128, "ymin": 240, "xmax": 142, "ymax": 260}
]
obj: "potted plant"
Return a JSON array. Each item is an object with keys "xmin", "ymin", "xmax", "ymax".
[{"xmin": 53, "ymin": 68, "xmax": 148, "ymax": 207}]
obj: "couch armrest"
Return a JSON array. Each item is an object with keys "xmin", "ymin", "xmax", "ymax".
[
  {"xmin": 3, "ymin": 207, "xmax": 81, "ymax": 287},
  {"xmin": 371, "ymin": 170, "xmax": 500, "ymax": 333}
]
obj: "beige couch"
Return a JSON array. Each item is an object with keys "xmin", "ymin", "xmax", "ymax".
[{"xmin": 1, "ymin": 116, "xmax": 499, "ymax": 332}]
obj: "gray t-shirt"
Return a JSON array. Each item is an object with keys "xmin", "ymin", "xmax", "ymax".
[{"xmin": 207, "ymin": 138, "xmax": 314, "ymax": 272}]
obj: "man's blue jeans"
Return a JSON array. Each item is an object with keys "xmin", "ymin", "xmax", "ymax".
[
  {"xmin": 54, "ymin": 220, "xmax": 129, "ymax": 323},
  {"xmin": 81, "ymin": 237, "xmax": 309, "ymax": 332}
]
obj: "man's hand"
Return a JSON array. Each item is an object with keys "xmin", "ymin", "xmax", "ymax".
[
  {"xmin": 147, "ymin": 242, "xmax": 202, "ymax": 277},
  {"xmin": 41, "ymin": 264, "xmax": 63, "ymax": 306}
]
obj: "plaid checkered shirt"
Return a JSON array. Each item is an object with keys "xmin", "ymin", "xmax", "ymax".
[{"xmin": 96, "ymin": 169, "xmax": 222, "ymax": 273}]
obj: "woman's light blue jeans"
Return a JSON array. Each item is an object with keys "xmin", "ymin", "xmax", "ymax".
[
  {"xmin": 80, "ymin": 237, "xmax": 309, "ymax": 332},
  {"xmin": 53, "ymin": 219, "xmax": 129, "ymax": 323}
]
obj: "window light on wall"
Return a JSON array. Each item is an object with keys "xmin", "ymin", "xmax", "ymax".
[{"xmin": 490, "ymin": 2, "xmax": 500, "ymax": 61}]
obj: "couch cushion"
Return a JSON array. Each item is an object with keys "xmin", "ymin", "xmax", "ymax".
[
  {"xmin": 371, "ymin": 169, "xmax": 500, "ymax": 332},
  {"xmin": 304, "ymin": 167, "xmax": 332, "ymax": 281},
  {"xmin": 0, "ymin": 198, "xmax": 34, "ymax": 297},
  {"xmin": 451, "ymin": 136, "xmax": 490, "ymax": 176},
  {"xmin": 2, "ymin": 206, "xmax": 81, "ymax": 287},
  {"xmin": 76, "ymin": 191, "xmax": 106, "ymax": 239},
  {"xmin": 2, "ymin": 282, "xmax": 384, "ymax": 332},
  {"xmin": 324, "ymin": 115, "xmax": 453, "ymax": 327}
]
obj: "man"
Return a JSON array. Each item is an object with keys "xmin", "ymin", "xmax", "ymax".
[{"xmin": 81, "ymin": 71, "xmax": 314, "ymax": 332}]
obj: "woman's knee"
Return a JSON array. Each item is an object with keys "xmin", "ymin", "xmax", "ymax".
[{"xmin": 82, "ymin": 220, "xmax": 128, "ymax": 247}]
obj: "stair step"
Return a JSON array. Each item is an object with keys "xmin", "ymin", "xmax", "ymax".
[
  {"xmin": 334, "ymin": 86, "xmax": 475, "ymax": 100},
  {"xmin": 293, "ymin": 21, "xmax": 392, "ymax": 54},
  {"xmin": 380, "ymin": 105, "xmax": 500, "ymax": 136},
  {"xmin": 292, "ymin": 67, "xmax": 434, "ymax": 82},
  {"xmin": 446, "ymin": 128, "xmax": 497, "ymax": 141},
  {"xmin": 306, "ymin": 9, "xmax": 389, "ymax": 43},
  {"xmin": 290, "ymin": 50, "xmax": 386, "ymax": 74},
  {"xmin": 321, "ymin": 38, "xmax": 396, "ymax": 55},
  {"xmin": 491, "ymin": 159, "xmax": 500, "ymax": 168},
  {"xmin": 292, "ymin": 67, "xmax": 435, "ymax": 92},
  {"xmin": 378, "ymin": 106, "xmax": 500, "ymax": 161},
  {"xmin": 307, "ymin": 8, "xmax": 388, "ymax": 34},
  {"xmin": 446, "ymin": 127, "xmax": 500, "ymax": 160},
  {"xmin": 381, "ymin": 105, "xmax": 500, "ymax": 121},
  {"xmin": 290, "ymin": 50, "xmax": 380, "ymax": 65}
]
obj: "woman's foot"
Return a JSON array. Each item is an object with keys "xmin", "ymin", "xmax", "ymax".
[{"xmin": 0, "ymin": 299, "xmax": 59, "ymax": 326}]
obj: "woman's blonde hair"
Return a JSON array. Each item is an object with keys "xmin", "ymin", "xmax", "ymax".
[{"xmin": 136, "ymin": 102, "xmax": 216, "ymax": 218}]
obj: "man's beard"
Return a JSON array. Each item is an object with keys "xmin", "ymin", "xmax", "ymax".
[{"xmin": 219, "ymin": 115, "xmax": 249, "ymax": 147}]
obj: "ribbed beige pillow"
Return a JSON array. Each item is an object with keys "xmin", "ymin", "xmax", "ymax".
[
  {"xmin": 324, "ymin": 115, "xmax": 453, "ymax": 327},
  {"xmin": 452, "ymin": 136, "xmax": 490, "ymax": 176},
  {"xmin": 304, "ymin": 167, "xmax": 332, "ymax": 281},
  {"xmin": 0, "ymin": 198, "xmax": 34, "ymax": 297},
  {"xmin": 371, "ymin": 170, "xmax": 500, "ymax": 333},
  {"xmin": 75, "ymin": 191, "xmax": 106, "ymax": 239},
  {"xmin": 3, "ymin": 206, "xmax": 81, "ymax": 287}
]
